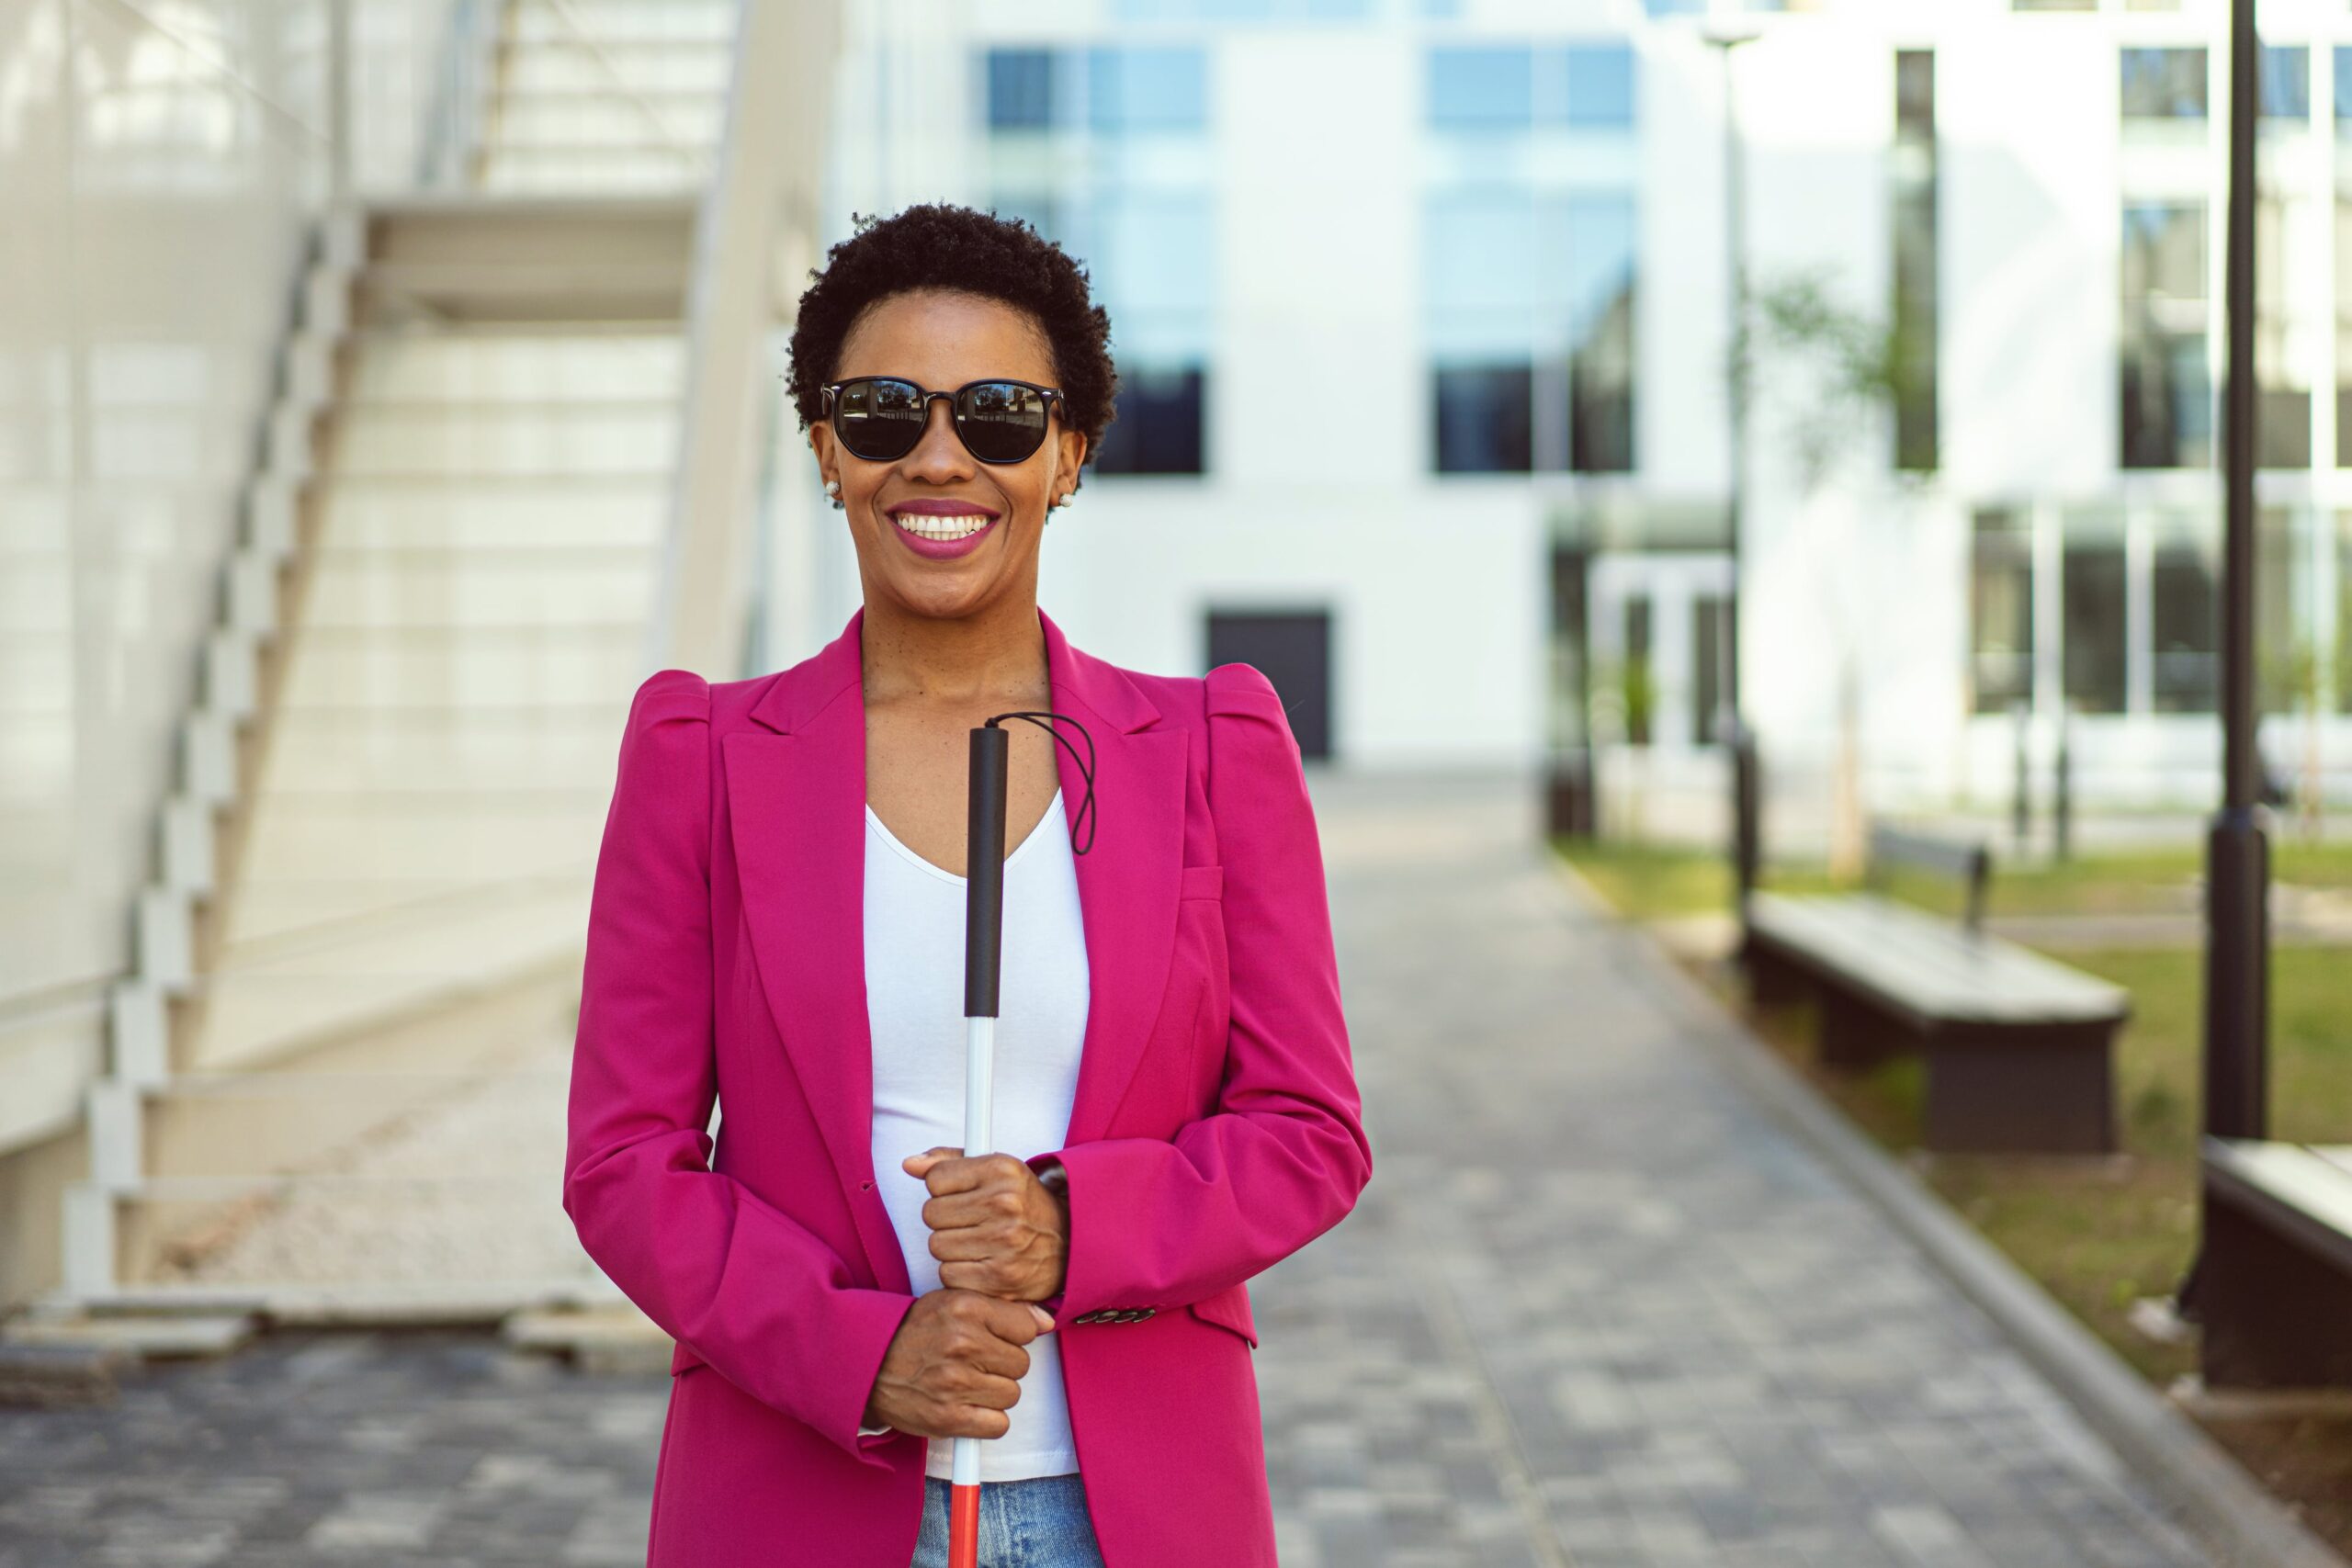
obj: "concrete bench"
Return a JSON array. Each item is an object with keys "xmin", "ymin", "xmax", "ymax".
[{"xmin": 2197, "ymin": 1138, "xmax": 2352, "ymax": 1388}]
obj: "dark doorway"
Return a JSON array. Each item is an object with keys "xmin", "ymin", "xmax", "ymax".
[{"xmin": 1205, "ymin": 609, "xmax": 1332, "ymax": 761}]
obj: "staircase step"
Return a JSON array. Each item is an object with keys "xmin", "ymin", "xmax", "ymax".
[
  {"xmin": 498, "ymin": 39, "xmax": 734, "ymax": 95},
  {"xmin": 275, "ymin": 623, "xmax": 647, "ymax": 707},
  {"xmin": 125, "ymin": 970, "xmax": 601, "ymax": 1299},
  {"xmin": 187, "ymin": 884, "xmax": 587, "ymax": 1072},
  {"xmin": 252, "ymin": 708, "xmax": 628, "ymax": 790},
  {"xmin": 475, "ymin": 149, "xmax": 717, "ymax": 194},
  {"xmin": 321, "ymin": 476, "xmax": 666, "ymax": 547},
  {"xmin": 331, "ymin": 401, "xmax": 677, "ymax": 478},
  {"xmin": 509, "ymin": 2, "xmax": 738, "ymax": 44},
  {"xmin": 3, "ymin": 1313, "xmax": 257, "ymax": 1360},
  {"xmin": 493, "ymin": 96, "xmax": 727, "ymax": 146},
  {"xmin": 361, "ymin": 196, "xmax": 696, "ymax": 324},
  {"xmin": 347, "ymin": 332, "xmax": 683, "ymax": 401}
]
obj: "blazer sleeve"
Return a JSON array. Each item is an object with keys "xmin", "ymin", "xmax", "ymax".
[
  {"xmin": 562, "ymin": 669, "xmax": 913, "ymax": 1466},
  {"xmin": 1030, "ymin": 660, "xmax": 1373, "ymax": 1320}
]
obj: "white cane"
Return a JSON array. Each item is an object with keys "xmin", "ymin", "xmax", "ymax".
[{"xmin": 948, "ymin": 718, "xmax": 1012, "ymax": 1568}]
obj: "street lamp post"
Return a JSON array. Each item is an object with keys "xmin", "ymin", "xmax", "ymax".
[
  {"xmin": 2180, "ymin": 0, "xmax": 2271, "ymax": 1337},
  {"xmin": 1706, "ymin": 24, "xmax": 1762, "ymax": 914}
]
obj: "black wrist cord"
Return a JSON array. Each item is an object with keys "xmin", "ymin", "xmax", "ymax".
[{"xmin": 982, "ymin": 710, "xmax": 1096, "ymax": 855}]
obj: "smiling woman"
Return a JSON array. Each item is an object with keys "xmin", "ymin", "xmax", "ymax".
[{"xmin": 561, "ymin": 200, "xmax": 1370, "ymax": 1568}]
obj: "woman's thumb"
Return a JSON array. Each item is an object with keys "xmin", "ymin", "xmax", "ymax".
[{"xmin": 1029, "ymin": 1305, "xmax": 1055, "ymax": 1334}]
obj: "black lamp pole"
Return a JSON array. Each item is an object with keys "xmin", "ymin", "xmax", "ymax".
[
  {"xmin": 2179, "ymin": 0, "xmax": 2273, "ymax": 1338},
  {"xmin": 2202, "ymin": 0, "xmax": 2268, "ymax": 1152}
]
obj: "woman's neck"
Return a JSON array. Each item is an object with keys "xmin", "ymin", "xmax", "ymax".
[{"xmin": 859, "ymin": 596, "xmax": 1049, "ymax": 709}]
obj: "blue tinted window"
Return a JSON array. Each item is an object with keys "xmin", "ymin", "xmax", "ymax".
[
  {"xmin": 1562, "ymin": 44, "xmax": 1635, "ymax": 129},
  {"xmin": 1434, "ymin": 366, "xmax": 1534, "ymax": 472},
  {"xmin": 2120, "ymin": 48, "xmax": 2205, "ymax": 120},
  {"xmin": 1088, "ymin": 47, "xmax": 1207, "ymax": 131},
  {"xmin": 1643, "ymin": 0, "xmax": 1704, "ymax": 14},
  {"xmin": 2338, "ymin": 47, "xmax": 2352, "ymax": 123},
  {"xmin": 1090, "ymin": 363, "xmax": 1206, "ymax": 474},
  {"xmin": 1426, "ymin": 189, "xmax": 1535, "ymax": 358},
  {"xmin": 989, "ymin": 50, "xmax": 1055, "ymax": 130},
  {"xmin": 2262, "ymin": 45, "xmax": 2309, "ymax": 119},
  {"xmin": 1430, "ymin": 48, "xmax": 1532, "ymax": 130}
]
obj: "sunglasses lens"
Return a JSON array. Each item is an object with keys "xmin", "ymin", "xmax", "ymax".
[
  {"xmin": 833, "ymin": 378, "xmax": 924, "ymax": 460},
  {"xmin": 957, "ymin": 381, "xmax": 1050, "ymax": 463}
]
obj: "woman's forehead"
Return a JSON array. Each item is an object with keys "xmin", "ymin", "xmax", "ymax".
[{"xmin": 837, "ymin": 289, "xmax": 1055, "ymax": 385}]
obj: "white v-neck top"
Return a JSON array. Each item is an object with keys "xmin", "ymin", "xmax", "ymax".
[{"xmin": 863, "ymin": 786, "xmax": 1090, "ymax": 1481}]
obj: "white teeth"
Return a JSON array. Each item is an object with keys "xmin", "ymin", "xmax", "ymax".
[{"xmin": 893, "ymin": 513, "xmax": 992, "ymax": 541}]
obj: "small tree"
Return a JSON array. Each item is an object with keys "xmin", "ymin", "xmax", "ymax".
[{"xmin": 1730, "ymin": 266, "xmax": 1913, "ymax": 877}]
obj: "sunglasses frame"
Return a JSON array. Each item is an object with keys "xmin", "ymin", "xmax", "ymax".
[{"xmin": 820, "ymin": 375, "xmax": 1068, "ymax": 466}]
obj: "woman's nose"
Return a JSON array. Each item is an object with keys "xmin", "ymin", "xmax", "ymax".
[{"xmin": 902, "ymin": 396, "xmax": 971, "ymax": 479}]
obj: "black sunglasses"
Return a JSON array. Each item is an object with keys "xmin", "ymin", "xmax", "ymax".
[{"xmin": 820, "ymin": 376, "xmax": 1067, "ymax": 466}]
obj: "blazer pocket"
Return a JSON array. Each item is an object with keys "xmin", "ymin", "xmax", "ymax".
[
  {"xmin": 1187, "ymin": 1280, "xmax": 1258, "ymax": 1349},
  {"xmin": 1179, "ymin": 863, "xmax": 1224, "ymax": 902}
]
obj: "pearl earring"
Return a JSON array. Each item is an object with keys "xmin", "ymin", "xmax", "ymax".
[{"xmin": 824, "ymin": 479, "xmax": 842, "ymax": 511}]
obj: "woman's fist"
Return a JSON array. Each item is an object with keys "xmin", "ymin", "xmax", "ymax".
[
  {"xmin": 863, "ymin": 1289, "xmax": 1055, "ymax": 1439},
  {"xmin": 903, "ymin": 1147, "xmax": 1069, "ymax": 1302}
]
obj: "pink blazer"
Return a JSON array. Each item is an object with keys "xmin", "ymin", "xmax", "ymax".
[{"xmin": 562, "ymin": 603, "xmax": 1372, "ymax": 1567}]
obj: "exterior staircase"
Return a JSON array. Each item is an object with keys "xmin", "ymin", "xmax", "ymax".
[{"xmin": 40, "ymin": 0, "xmax": 748, "ymax": 1335}]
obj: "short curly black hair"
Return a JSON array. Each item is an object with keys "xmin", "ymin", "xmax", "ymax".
[{"xmin": 785, "ymin": 203, "xmax": 1118, "ymax": 491}]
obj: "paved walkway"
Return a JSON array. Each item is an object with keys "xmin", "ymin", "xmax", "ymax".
[{"xmin": 0, "ymin": 770, "xmax": 2217, "ymax": 1567}]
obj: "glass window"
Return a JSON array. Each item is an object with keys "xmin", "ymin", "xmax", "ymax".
[
  {"xmin": 2063, "ymin": 510, "xmax": 2128, "ymax": 715},
  {"xmin": 988, "ymin": 50, "xmax": 1055, "ymax": 130},
  {"xmin": 2120, "ymin": 202, "xmax": 2211, "ymax": 468},
  {"xmin": 2120, "ymin": 48, "xmax": 2207, "ymax": 120},
  {"xmin": 1693, "ymin": 593, "xmax": 1727, "ymax": 745},
  {"xmin": 2337, "ymin": 47, "xmax": 2352, "ymax": 129},
  {"xmin": 1622, "ymin": 595, "xmax": 1654, "ymax": 747},
  {"xmin": 1560, "ymin": 45, "xmax": 1635, "ymax": 130},
  {"xmin": 1971, "ymin": 507, "xmax": 2034, "ymax": 714},
  {"xmin": 1562, "ymin": 195, "xmax": 1636, "ymax": 472},
  {"xmin": 1428, "ymin": 188, "xmax": 1536, "ymax": 360},
  {"xmin": 1645, "ymin": 0, "xmax": 1705, "ymax": 15},
  {"xmin": 2337, "ymin": 513, "xmax": 2352, "ymax": 714},
  {"xmin": 1091, "ymin": 363, "xmax": 1205, "ymax": 474},
  {"xmin": 2261, "ymin": 45, "xmax": 2309, "ymax": 120},
  {"xmin": 1893, "ymin": 50, "xmax": 1938, "ymax": 472},
  {"xmin": 2256, "ymin": 193, "xmax": 2311, "ymax": 468},
  {"xmin": 1087, "ymin": 47, "xmax": 1206, "ymax": 132},
  {"xmin": 1430, "ymin": 48, "xmax": 1532, "ymax": 130},
  {"xmin": 2151, "ymin": 535, "xmax": 2219, "ymax": 713},
  {"xmin": 1434, "ymin": 365, "xmax": 1533, "ymax": 473},
  {"xmin": 1895, "ymin": 49, "xmax": 1935, "ymax": 138}
]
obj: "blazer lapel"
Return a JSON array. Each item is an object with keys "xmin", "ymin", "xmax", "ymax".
[{"xmin": 724, "ymin": 604, "xmax": 1183, "ymax": 1291}]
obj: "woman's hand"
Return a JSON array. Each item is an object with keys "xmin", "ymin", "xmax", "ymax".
[
  {"xmin": 904, "ymin": 1147, "xmax": 1069, "ymax": 1302},
  {"xmin": 864, "ymin": 1289, "xmax": 1053, "ymax": 1438}
]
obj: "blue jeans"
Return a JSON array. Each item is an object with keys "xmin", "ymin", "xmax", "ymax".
[{"xmin": 910, "ymin": 1472, "xmax": 1105, "ymax": 1568}]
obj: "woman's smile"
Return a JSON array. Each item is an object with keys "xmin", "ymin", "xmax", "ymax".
[{"xmin": 889, "ymin": 504, "xmax": 1002, "ymax": 559}]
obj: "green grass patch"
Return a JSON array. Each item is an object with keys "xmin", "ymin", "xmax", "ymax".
[{"xmin": 1555, "ymin": 833, "xmax": 2352, "ymax": 924}]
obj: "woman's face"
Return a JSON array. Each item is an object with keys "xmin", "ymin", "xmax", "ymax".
[{"xmin": 812, "ymin": 288, "xmax": 1086, "ymax": 622}]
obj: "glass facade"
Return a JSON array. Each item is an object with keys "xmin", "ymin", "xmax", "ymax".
[
  {"xmin": 1425, "ymin": 44, "xmax": 1637, "ymax": 476},
  {"xmin": 2120, "ymin": 47, "xmax": 2206, "ymax": 121},
  {"xmin": 1970, "ymin": 507, "xmax": 2034, "ymax": 714},
  {"xmin": 1892, "ymin": 50, "xmax": 1939, "ymax": 472},
  {"xmin": 2120, "ymin": 202, "xmax": 2210, "ymax": 468},
  {"xmin": 982, "ymin": 46, "xmax": 1213, "ymax": 475},
  {"xmin": 2062, "ymin": 512, "xmax": 2129, "ymax": 715}
]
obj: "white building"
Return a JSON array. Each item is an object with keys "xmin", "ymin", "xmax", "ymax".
[{"xmin": 807, "ymin": 0, "xmax": 2352, "ymax": 836}]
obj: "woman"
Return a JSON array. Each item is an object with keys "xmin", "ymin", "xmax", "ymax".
[{"xmin": 562, "ymin": 203, "xmax": 1371, "ymax": 1568}]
